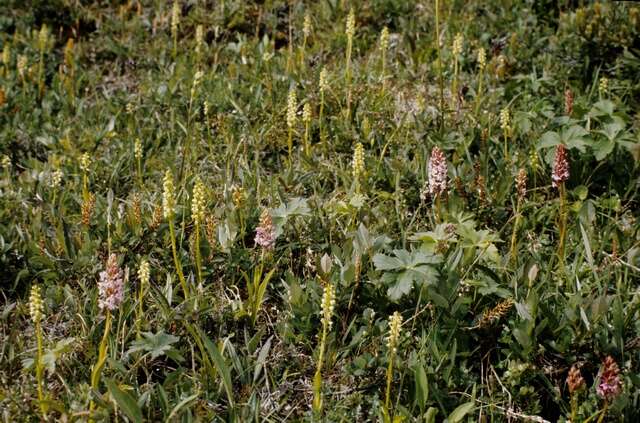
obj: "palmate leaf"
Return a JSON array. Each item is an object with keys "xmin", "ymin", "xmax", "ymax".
[
  {"xmin": 127, "ymin": 331, "xmax": 183, "ymax": 361},
  {"xmin": 374, "ymin": 250, "xmax": 441, "ymax": 301}
]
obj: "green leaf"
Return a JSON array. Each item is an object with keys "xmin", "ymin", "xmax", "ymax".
[
  {"xmin": 387, "ymin": 272, "xmax": 414, "ymax": 301},
  {"xmin": 538, "ymin": 131, "xmax": 560, "ymax": 149},
  {"xmin": 199, "ymin": 330, "xmax": 235, "ymax": 407},
  {"xmin": 413, "ymin": 363, "xmax": 429, "ymax": 411},
  {"xmin": 127, "ymin": 331, "xmax": 182, "ymax": 361},
  {"xmin": 447, "ymin": 401, "xmax": 475, "ymax": 423},
  {"xmin": 425, "ymin": 407, "xmax": 439, "ymax": 423},
  {"xmin": 105, "ymin": 379, "xmax": 142, "ymax": 423},
  {"xmin": 373, "ymin": 253, "xmax": 403, "ymax": 271}
]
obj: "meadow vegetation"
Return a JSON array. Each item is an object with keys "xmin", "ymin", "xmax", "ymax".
[{"xmin": 1, "ymin": 1, "xmax": 640, "ymax": 421}]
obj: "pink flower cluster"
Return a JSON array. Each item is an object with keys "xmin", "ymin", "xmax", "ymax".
[
  {"xmin": 428, "ymin": 146, "xmax": 448, "ymax": 197},
  {"xmin": 596, "ymin": 355, "xmax": 623, "ymax": 402},
  {"xmin": 552, "ymin": 144, "xmax": 569, "ymax": 188},
  {"xmin": 255, "ymin": 209, "xmax": 276, "ymax": 250},
  {"xmin": 98, "ymin": 253, "xmax": 124, "ymax": 311}
]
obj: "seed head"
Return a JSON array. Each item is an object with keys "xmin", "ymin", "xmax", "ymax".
[
  {"xmin": 50, "ymin": 169, "xmax": 63, "ymax": 189},
  {"xmin": 138, "ymin": 259, "xmax": 150, "ymax": 287},
  {"xmin": 352, "ymin": 142, "xmax": 365, "ymax": 179},
  {"xmin": 567, "ymin": 364, "xmax": 585, "ymax": 394},
  {"xmin": 477, "ymin": 298, "xmax": 514, "ymax": 328},
  {"xmin": 232, "ymin": 186, "xmax": 245, "ymax": 208},
  {"xmin": 303, "ymin": 13, "xmax": 312, "ymax": 38},
  {"xmin": 64, "ymin": 38, "xmax": 74, "ymax": 68},
  {"xmin": 477, "ymin": 47, "xmax": 486, "ymax": 70},
  {"xmin": 380, "ymin": 26, "xmax": 390, "ymax": 51},
  {"xmin": 564, "ymin": 89, "xmax": 574, "ymax": 116},
  {"xmin": 428, "ymin": 146, "xmax": 448, "ymax": 197},
  {"xmin": 191, "ymin": 177, "xmax": 206, "ymax": 224},
  {"xmin": 319, "ymin": 67, "xmax": 329, "ymax": 93},
  {"xmin": 346, "ymin": 9, "xmax": 356, "ymax": 38},
  {"xmin": 452, "ymin": 33, "xmax": 463, "ymax": 56},
  {"xmin": 386, "ymin": 311, "xmax": 403, "ymax": 353},
  {"xmin": 597, "ymin": 356, "xmax": 623, "ymax": 401},
  {"xmin": 163, "ymin": 169, "xmax": 176, "ymax": 219},
  {"xmin": 551, "ymin": 144, "xmax": 569, "ymax": 188},
  {"xmin": 98, "ymin": 253, "xmax": 125, "ymax": 311},
  {"xmin": 303, "ymin": 102, "xmax": 312, "ymax": 124},
  {"xmin": 29, "ymin": 285, "xmax": 44, "ymax": 323},
  {"xmin": 320, "ymin": 283, "xmax": 336, "ymax": 331},
  {"xmin": 515, "ymin": 168, "xmax": 527, "ymax": 201},
  {"xmin": 255, "ymin": 208, "xmax": 276, "ymax": 250},
  {"xmin": 81, "ymin": 192, "xmax": 96, "ymax": 226}
]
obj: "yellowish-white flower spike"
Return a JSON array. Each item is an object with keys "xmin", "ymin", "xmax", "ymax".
[
  {"xmin": 50, "ymin": 170, "xmax": 63, "ymax": 188},
  {"xmin": 352, "ymin": 142, "xmax": 365, "ymax": 178},
  {"xmin": 191, "ymin": 177, "xmax": 206, "ymax": 224},
  {"xmin": 599, "ymin": 77, "xmax": 608, "ymax": 95},
  {"xmin": 1, "ymin": 155, "xmax": 10, "ymax": 169},
  {"xmin": 38, "ymin": 24, "xmax": 48, "ymax": 52},
  {"xmin": 380, "ymin": 26, "xmax": 390, "ymax": 51},
  {"xmin": 138, "ymin": 259, "xmax": 150, "ymax": 287},
  {"xmin": 17, "ymin": 55, "xmax": 27, "ymax": 78},
  {"xmin": 477, "ymin": 47, "xmax": 486, "ymax": 70},
  {"xmin": 195, "ymin": 25, "xmax": 204, "ymax": 55},
  {"xmin": 500, "ymin": 107, "xmax": 511, "ymax": 131},
  {"xmin": 2, "ymin": 44, "xmax": 10, "ymax": 67},
  {"xmin": 320, "ymin": 283, "xmax": 336, "ymax": 331},
  {"xmin": 303, "ymin": 102, "xmax": 312, "ymax": 124},
  {"xmin": 346, "ymin": 8, "xmax": 356, "ymax": 38},
  {"xmin": 319, "ymin": 67, "xmax": 329, "ymax": 93},
  {"xmin": 386, "ymin": 311, "xmax": 402, "ymax": 352},
  {"xmin": 163, "ymin": 169, "xmax": 176, "ymax": 219},
  {"xmin": 79, "ymin": 153, "xmax": 91, "ymax": 172},
  {"xmin": 287, "ymin": 87, "xmax": 297, "ymax": 128},
  {"xmin": 29, "ymin": 285, "xmax": 44, "ymax": 324},
  {"xmin": 171, "ymin": 2, "xmax": 180, "ymax": 38},
  {"xmin": 303, "ymin": 13, "xmax": 312, "ymax": 39},
  {"xmin": 134, "ymin": 138, "xmax": 142, "ymax": 161},
  {"xmin": 452, "ymin": 33, "xmax": 463, "ymax": 56}
]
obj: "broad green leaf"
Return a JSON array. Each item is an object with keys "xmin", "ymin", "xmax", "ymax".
[
  {"xmin": 373, "ymin": 253, "xmax": 403, "ymax": 271},
  {"xmin": 447, "ymin": 401, "xmax": 475, "ymax": 423},
  {"xmin": 413, "ymin": 363, "xmax": 429, "ymax": 411},
  {"xmin": 127, "ymin": 331, "xmax": 182, "ymax": 361},
  {"xmin": 105, "ymin": 379, "xmax": 142, "ymax": 423}
]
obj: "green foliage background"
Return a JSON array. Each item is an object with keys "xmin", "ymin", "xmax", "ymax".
[{"xmin": 1, "ymin": 0, "xmax": 640, "ymax": 421}]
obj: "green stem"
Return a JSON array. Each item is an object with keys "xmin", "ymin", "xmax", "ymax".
[
  {"xmin": 596, "ymin": 401, "xmax": 608, "ymax": 423},
  {"xmin": 195, "ymin": 222, "xmax": 203, "ymax": 286},
  {"xmin": 312, "ymin": 322, "xmax": 328, "ymax": 415},
  {"xmin": 384, "ymin": 350, "xmax": 396, "ymax": 422},
  {"xmin": 35, "ymin": 320, "xmax": 46, "ymax": 419},
  {"xmin": 509, "ymin": 198, "xmax": 521, "ymax": 264},
  {"xmin": 90, "ymin": 311, "xmax": 112, "ymax": 422},
  {"xmin": 169, "ymin": 218, "xmax": 189, "ymax": 298},
  {"xmin": 435, "ymin": 0, "xmax": 444, "ymax": 128}
]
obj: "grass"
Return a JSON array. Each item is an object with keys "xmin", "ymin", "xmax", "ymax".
[{"xmin": 1, "ymin": 0, "xmax": 640, "ymax": 421}]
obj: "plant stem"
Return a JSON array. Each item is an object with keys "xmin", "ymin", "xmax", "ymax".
[
  {"xmin": 90, "ymin": 311, "xmax": 112, "ymax": 422},
  {"xmin": 169, "ymin": 218, "xmax": 189, "ymax": 298},
  {"xmin": 509, "ymin": 198, "xmax": 521, "ymax": 264},
  {"xmin": 195, "ymin": 222, "xmax": 203, "ymax": 286},
  {"xmin": 313, "ymin": 321, "xmax": 328, "ymax": 415},
  {"xmin": 558, "ymin": 182, "xmax": 567, "ymax": 268},
  {"xmin": 35, "ymin": 320, "xmax": 46, "ymax": 419},
  {"xmin": 384, "ymin": 349, "xmax": 396, "ymax": 422},
  {"xmin": 435, "ymin": 0, "xmax": 444, "ymax": 128}
]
